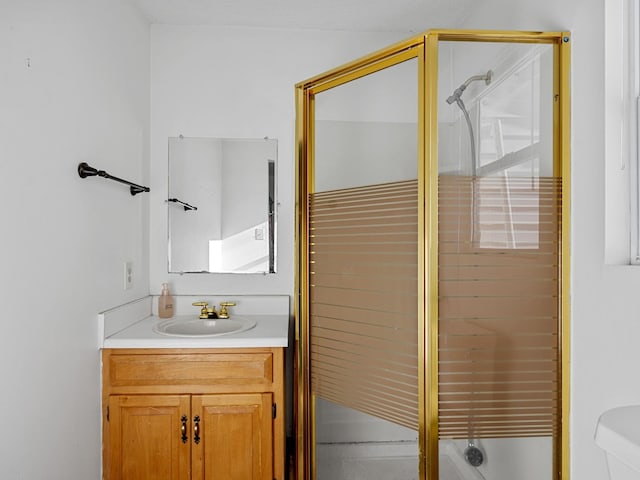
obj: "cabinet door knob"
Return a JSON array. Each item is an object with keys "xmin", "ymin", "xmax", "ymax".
[
  {"xmin": 180, "ymin": 415, "xmax": 188, "ymax": 444},
  {"xmin": 193, "ymin": 415, "xmax": 201, "ymax": 444}
]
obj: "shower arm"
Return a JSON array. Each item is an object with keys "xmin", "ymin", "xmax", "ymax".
[
  {"xmin": 462, "ymin": 73, "xmax": 493, "ymax": 88},
  {"xmin": 446, "ymin": 71, "xmax": 493, "ymax": 105}
]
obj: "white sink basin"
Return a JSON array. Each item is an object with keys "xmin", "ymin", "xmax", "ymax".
[{"xmin": 153, "ymin": 317, "xmax": 257, "ymax": 337}]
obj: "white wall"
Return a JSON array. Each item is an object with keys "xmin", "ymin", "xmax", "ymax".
[
  {"xmin": 458, "ymin": 1, "xmax": 640, "ymax": 479},
  {"xmin": 1, "ymin": 1, "xmax": 631, "ymax": 478},
  {"xmin": 0, "ymin": 1, "xmax": 150, "ymax": 478},
  {"xmin": 149, "ymin": 25, "xmax": 405, "ymax": 296}
]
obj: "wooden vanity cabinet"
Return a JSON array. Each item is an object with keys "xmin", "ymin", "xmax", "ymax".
[{"xmin": 102, "ymin": 348, "xmax": 285, "ymax": 480}]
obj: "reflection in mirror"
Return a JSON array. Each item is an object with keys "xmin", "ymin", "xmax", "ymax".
[{"xmin": 168, "ymin": 136, "xmax": 277, "ymax": 274}]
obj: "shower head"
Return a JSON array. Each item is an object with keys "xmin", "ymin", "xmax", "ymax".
[
  {"xmin": 446, "ymin": 70, "xmax": 493, "ymax": 104},
  {"xmin": 446, "ymin": 70, "xmax": 493, "ymax": 177}
]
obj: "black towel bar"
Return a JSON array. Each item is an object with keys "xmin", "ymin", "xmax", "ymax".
[
  {"xmin": 167, "ymin": 198, "xmax": 197, "ymax": 211},
  {"xmin": 77, "ymin": 162, "xmax": 150, "ymax": 196}
]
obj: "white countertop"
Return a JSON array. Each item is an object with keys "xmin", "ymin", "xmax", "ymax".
[
  {"xmin": 98, "ymin": 295, "xmax": 290, "ymax": 349},
  {"xmin": 103, "ymin": 314, "xmax": 289, "ymax": 349}
]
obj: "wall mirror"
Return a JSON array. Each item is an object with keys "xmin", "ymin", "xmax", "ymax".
[{"xmin": 167, "ymin": 136, "xmax": 277, "ymax": 274}]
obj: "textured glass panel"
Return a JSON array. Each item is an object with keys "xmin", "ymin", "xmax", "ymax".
[
  {"xmin": 310, "ymin": 180, "xmax": 419, "ymax": 429},
  {"xmin": 437, "ymin": 40, "xmax": 558, "ymax": 480},
  {"xmin": 311, "ymin": 57, "xmax": 419, "ymax": 479},
  {"xmin": 438, "ymin": 176, "xmax": 561, "ymax": 439}
]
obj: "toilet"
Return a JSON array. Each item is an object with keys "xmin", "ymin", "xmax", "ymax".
[{"xmin": 595, "ymin": 405, "xmax": 640, "ymax": 479}]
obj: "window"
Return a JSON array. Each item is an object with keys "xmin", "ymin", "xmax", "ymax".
[
  {"xmin": 631, "ymin": 0, "xmax": 640, "ymax": 262},
  {"xmin": 605, "ymin": 0, "xmax": 639, "ymax": 264}
]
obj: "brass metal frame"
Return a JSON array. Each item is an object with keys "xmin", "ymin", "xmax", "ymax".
[
  {"xmin": 423, "ymin": 32, "xmax": 439, "ymax": 478},
  {"xmin": 295, "ymin": 29, "xmax": 571, "ymax": 480}
]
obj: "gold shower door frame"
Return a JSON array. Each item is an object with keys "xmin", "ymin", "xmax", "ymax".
[{"xmin": 295, "ymin": 29, "xmax": 571, "ymax": 480}]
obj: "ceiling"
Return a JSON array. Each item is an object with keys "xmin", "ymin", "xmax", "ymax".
[{"xmin": 128, "ymin": 0, "xmax": 474, "ymax": 33}]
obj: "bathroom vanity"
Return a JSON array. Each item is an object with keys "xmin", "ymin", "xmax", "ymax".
[{"xmin": 99, "ymin": 296, "xmax": 289, "ymax": 480}]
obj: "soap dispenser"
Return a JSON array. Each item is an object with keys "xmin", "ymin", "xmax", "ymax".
[{"xmin": 158, "ymin": 283, "xmax": 174, "ymax": 318}]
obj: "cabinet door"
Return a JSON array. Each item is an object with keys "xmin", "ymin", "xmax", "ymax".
[
  {"xmin": 192, "ymin": 393, "xmax": 273, "ymax": 480},
  {"xmin": 108, "ymin": 395, "xmax": 191, "ymax": 480}
]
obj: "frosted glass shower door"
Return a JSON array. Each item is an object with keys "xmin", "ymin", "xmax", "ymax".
[
  {"xmin": 297, "ymin": 29, "xmax": 570, "ymax": 480},
  {"xmin": 309, "ymin": 57, "xmax": 420, "ymax": 480},
  {"xmin": 436, "ymin": 40, "xmax": 563, "ymax": 480}
]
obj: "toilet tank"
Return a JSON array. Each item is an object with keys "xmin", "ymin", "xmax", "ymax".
[{"xmin": 595, "ymin": 405, "xmax": 640, "ymax": 480}]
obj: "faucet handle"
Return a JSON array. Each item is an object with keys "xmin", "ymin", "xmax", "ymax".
[
  {"xmin": 218, "ymin": 302, "xmax": 236, "ymax": 319},
  {"xmin": 192, "ymin": 301, "xmax": 209, "ymax": 319}
]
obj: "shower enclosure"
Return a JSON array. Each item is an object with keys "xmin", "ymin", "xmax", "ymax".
[{"xmin": 295, "ymin": 30, "xmax": 570, "ymax": 480}]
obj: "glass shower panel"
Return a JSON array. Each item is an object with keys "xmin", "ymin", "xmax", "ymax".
[
  {"xmin": 310, "ymin": 58, "xmax": 419, "ymax": 480},
  {"xmin": 437, "ymin": 41, "xmax": 560, "ymax": 480}
]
